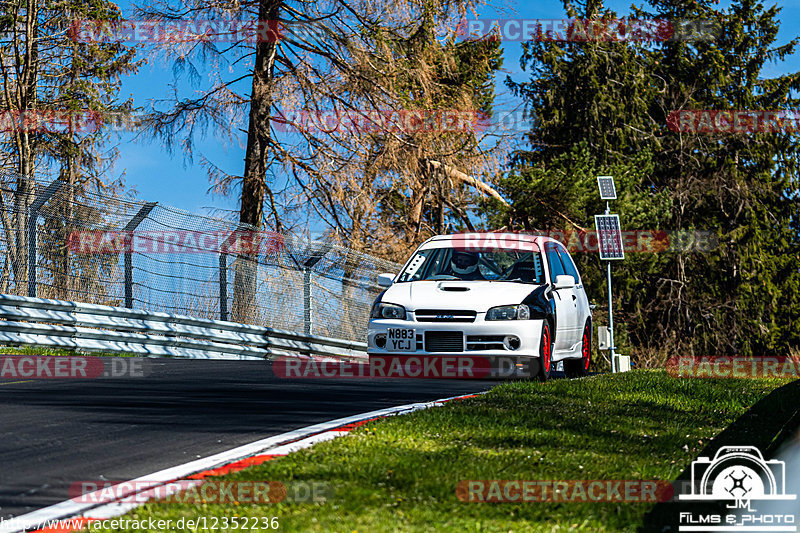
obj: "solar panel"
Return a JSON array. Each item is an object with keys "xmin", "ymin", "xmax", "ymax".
[
  {"xmin": 597, "ymin": 175, "xmax": 617, "ymax": 200},
  {"xmin": 595, "ymin": 214, "xmax": 625, "ymax": 260}
]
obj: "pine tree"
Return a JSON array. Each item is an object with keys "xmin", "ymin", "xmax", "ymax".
[{"xmin": 497, "ymin": 0, "xmax": 800, "ymax": 358}]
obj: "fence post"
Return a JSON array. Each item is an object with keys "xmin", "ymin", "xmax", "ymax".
[
  {"xmin": 303, "ymin": 267, "xmax": 312, "ymax": 335},
  {"xmin": 219, "ymin": 253, "xmax": 228, "ymax": 321},
  {"xmin": 219, "ymin": 225, "xmax": 247, "ymax": 321},
  {"xmin": 122, "ymin": 202, "xmax": 157, "ymax": 308},
  {"xmin": 27, "ymin": 179, "xmax": 65, "ymax": 297},
  {"xmin": 301, "ymin": 241, "xmax": 333, "ymax": 336}
]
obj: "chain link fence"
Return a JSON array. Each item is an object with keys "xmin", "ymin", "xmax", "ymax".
[{"xmin": 0, "ymin": 170, "xmax": 400, "ymax": 342}]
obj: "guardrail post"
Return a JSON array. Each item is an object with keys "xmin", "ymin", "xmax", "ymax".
[
  {"xmin": 122, "ymin": 202, "xmax": 157, "ymax": 308},
  {"xmin": 28, "ymin": 179, "xmax": 65, "ymax": 297}
]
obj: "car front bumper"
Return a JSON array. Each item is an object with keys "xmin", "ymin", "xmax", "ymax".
[{"xmin": 366, "ymin": 318, "xmax": 545, "ymax": 358}]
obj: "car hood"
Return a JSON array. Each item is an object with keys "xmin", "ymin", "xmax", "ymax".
[{"xmin": 381, "ymin": 280, "xmax": 540, "ymax": 313}]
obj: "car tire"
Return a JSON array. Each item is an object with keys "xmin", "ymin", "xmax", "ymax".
[
  {"xmin": 536, "ymin": 322, "xmax": 553, "ymax": 381},
  {"xmin": 565, "ymin": 323, "xmax": 591, "ymax": 378}
]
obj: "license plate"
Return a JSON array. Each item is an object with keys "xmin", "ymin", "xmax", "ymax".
[{"xmin": 387, "ymin": 328, "xmax": 416, "ymax": 352}]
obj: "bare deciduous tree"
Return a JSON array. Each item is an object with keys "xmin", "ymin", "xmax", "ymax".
[
  {"xmin": 136, "ymin": 0, "xmax": 515, "ymax": 321},
  {"xmin": 0, "ymin": 0, "xmax": 139, "ymax": 295}
]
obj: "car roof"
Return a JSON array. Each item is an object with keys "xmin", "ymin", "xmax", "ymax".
[{"xmin": 418, "ymin": 233, "xmax": 566, "ymax": 252}]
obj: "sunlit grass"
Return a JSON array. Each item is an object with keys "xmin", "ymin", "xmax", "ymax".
[{"xmin": 93, "ymin": 370, "xmax": 796, "ymax": 532}]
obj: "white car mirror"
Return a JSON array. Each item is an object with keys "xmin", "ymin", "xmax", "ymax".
[
  {"xmin": 377, "ymin": 273, "xmax": 395, "ymax": 287},
  {"xmin": 554, "ymin": 274, "xmax": 576, "ymax": 289}
]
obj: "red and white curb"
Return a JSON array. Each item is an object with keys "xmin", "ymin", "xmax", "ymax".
[{"xmin": 2, "ymin": 393, "xmax": 482, "ymax": 533}]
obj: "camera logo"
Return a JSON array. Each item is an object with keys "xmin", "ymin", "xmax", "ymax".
[
  {"xmin": 677, "ymin": 446, "xmax": 797, "ymax": 532},
  {"xmin": 680, "ymin": 446, "xmax": 793, "ymax": 502}
]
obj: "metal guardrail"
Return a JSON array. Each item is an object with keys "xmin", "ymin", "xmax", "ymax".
[
  {"xmin": 0, "ymin": 294, "xmax": 367, "ymax": 360},
  {"xmin": 1, "ymin": 171, "xmax": 399, "ymax": 342}
]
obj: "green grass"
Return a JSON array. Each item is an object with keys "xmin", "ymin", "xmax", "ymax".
[
  {"xmin": 0, "ymin": 345, "xmax": 137, "ymax": 357},
  {"xmin": 93, "ymin": 371, "xmax": 799, "ymax": 532},
  {"xmin": 0, "ymin": 345, "xmax": 89, "ymax": 357}
]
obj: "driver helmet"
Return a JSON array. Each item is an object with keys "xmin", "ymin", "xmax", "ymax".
[{"xmin": 450, "ymin": 251, "xmax": 479, "ymax": 275}]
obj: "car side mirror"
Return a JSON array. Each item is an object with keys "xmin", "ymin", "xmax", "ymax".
[
  {"xmin": 554, "ymin": 274, "xmax": 576, "ymax": 289},
  {"xmin": 377, "ymin": 273, "xmax": 395, "ymax": 287}
]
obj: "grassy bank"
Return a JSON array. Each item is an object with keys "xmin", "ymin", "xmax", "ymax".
[{"xmin": 95, "ymin": 371, "xmax": 799, "ymax": 532}]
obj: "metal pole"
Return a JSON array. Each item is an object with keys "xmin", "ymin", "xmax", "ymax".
[
  {"xmin": 219, "ymin": 253, "xmax": 228, "ymax": 321},
  {"xmin": 122, "ymin": 202, "xmax": 157, "ymax": 308},
  {"xmin": 605, "ymin": 199, "xmax": 616, "ymax": 373},
  {"xmin": 303, "ymin": 267, "xmax": 312, "ymax": 335},
  {"xmin": 299, "ymin": 240, "xmax": 333, "ymax": 336},
  {"xmin": 218, "ymin": 225, "xmax": 248, "ymax": 321},
  {"xmin": 607, "ymin": 261, "xmax": 616, "ymax": 373},
  {"xmin": 28, "ymin": 179, "xmax": 65, "ymax": 297},
  {"xmin": 27, "ymin": 214, "xmax": 36, "ymax": 297},
  {"xmin": 124, "ymin": 253, "xmax": 133, "ymax": 307}
]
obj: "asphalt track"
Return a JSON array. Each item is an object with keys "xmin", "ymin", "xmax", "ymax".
[{"xmin": 0, "ymin": 357, "xmax": 495, "ymax": 519}]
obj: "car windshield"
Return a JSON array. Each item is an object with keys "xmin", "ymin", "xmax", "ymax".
[{"xmin": 396, "ymin": 247, "xmax": 545, "ymax": 284}]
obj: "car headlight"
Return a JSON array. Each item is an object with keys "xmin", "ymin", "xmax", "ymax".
[
  {"xmin": 486, "ymin": 304, "xmax": 531, "ymax": 321},
  {"xmin": 371, "ymin": 302, "xmax": 407, "ymax": 320}
]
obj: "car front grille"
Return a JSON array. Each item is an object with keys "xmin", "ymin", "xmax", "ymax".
[
  {"xmin": 424, "ymin": 331, "xmax": 464, "ymax": 352},
  {"xmin": 415, "ymin": 309, "xmax": 476, "ymax": 323}
]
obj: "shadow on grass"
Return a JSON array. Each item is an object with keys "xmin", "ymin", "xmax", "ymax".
[{"xmin": 639, "ymin": 378, "xmax": 800, "ymax": 533}]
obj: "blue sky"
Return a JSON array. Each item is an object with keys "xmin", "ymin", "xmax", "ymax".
[{"xmin": 112, "ymin": 0, "xmax": 800, "ymax": 220}]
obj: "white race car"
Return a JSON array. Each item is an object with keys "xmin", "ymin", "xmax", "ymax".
[{"xmin": 367, "ymin": 233, "xmax": 592, "ymax": 380}]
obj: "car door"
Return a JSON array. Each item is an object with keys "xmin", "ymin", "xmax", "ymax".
[
  {"xmin": 546, "ymin": 243, "xmax": 578, "ymax": 351},
  {"xmin": 557, "ymin": 245, "xmax": 590, "ymax": 346}
]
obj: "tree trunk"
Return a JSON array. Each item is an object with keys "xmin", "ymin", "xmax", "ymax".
[
  {"xmin": 232, "ymin": 0, "xmax": 281, "ymax": 324},
  {"xmin": 11, "ymin": 0, "xmax": 40, "ymax": 295}
]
